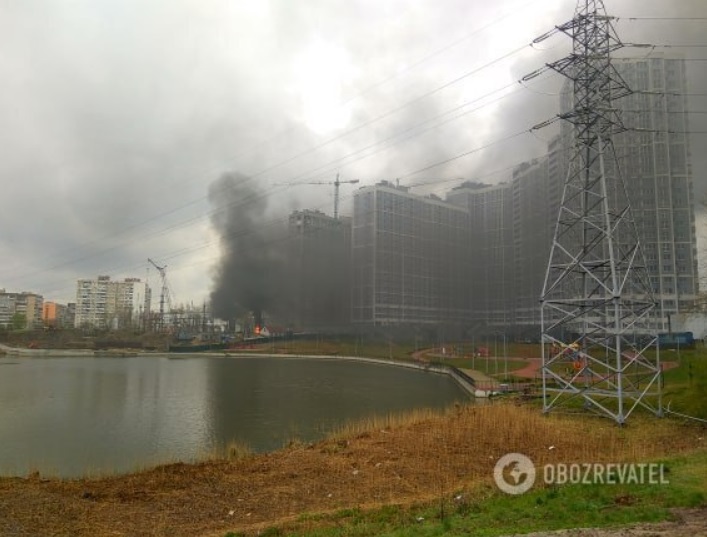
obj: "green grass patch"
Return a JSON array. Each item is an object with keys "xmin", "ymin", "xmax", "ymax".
[
  {"xmin": 661, "ymin": 347, "xmax": 707, "ymax": 419},
  {"xmin": 253, "ymin": 450, "xmax": 706, "ymax": 537},
  {"xmin": 441, "ymin": 357, "xmax": 529, "ymax": 378}
]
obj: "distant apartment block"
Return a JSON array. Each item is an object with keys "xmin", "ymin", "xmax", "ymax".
[
  {"xmin": 0, "ymin": 290, "xmax": 44, "ymax": 329},
  {"xmin": 43, "ymin": 301, "xmax": 74, "ymax": 328},
  {"xmin": 75, "ymin": 276, "xmax": 151, "ymax": 329}
]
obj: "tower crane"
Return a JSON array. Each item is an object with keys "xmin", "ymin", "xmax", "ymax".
[
  {"xmin": 148, "ymin": 258, "xmax": 171, "ymax": 332},
  {"xmin": 277, "ymin": 173, "xmax": 359, "ymax": 220}
]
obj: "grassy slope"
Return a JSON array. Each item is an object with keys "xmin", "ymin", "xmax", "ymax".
[
  {"xmin": 661, "ymin": 348, "xmax": 707, "ymax": 419},
  {"xmin": 233, "ymin": 450, "xmax": 706, "ymax": 537},
  {"xmin": 239, "ymin": 351, "xmax": 707, "ymax": 537}
]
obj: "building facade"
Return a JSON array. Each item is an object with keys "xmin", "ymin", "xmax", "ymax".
[
  {"xmin": 300, "ymin": 60, "xmax": 697, "ymax": 335},
  {"xmin": 42, "ymin": 301, "xmax": 72, "ymax": 328},
  {"xmin": 509, "ymin": 159, "xmax": 552, "ymax": 332},
  {"xmin": 552, "ymin": 56, "xmax": 698, "ymax": 329},
  {"xmin": 287, "ymin": 209, "xmax": 352, "ymax": 330},
  {"xmin": 489, "ymin": 56, "xmax": 699, "ymax": 334},
  {"xmin": 75, "ymin": 276, "xmax": 150, "ymax": 330},
  {"xmin": 0, "ymin": 290, "xmax": 44, "ymax": 329},
  {"xmin": 446, "ymin": 182, "xmax": 514, "ymax": 328},
  {"xmin": 351, "ymin": 181, "xmax": 471, "ymax": 326},
  {"xmin": 614, "ymin": 57, "xmax": 698, "ymax": 326}
]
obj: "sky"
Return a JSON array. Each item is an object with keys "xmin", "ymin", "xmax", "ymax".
[{"xmin": 0, "ymin": 0, "xmax": 705, "ymax": 306}]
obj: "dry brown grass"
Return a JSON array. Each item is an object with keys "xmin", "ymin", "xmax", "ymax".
[{"xmin": 0, "ymin": 403, "xmax": 702, "ymax": 537}]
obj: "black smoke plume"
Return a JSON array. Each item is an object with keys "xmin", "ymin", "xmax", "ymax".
[{"xmin": 208, "ymin": 172, "xmax": 288, "ymax": 324}]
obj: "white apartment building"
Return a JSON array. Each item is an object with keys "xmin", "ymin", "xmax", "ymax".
[{"xmin": 75, "ymin": 276, "xmax": 151, "ymax": 329}]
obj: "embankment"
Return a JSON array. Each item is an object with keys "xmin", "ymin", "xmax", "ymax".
[
  {"xmin": 0, "ymin": 403, "xmax": 703, "ymax": 537},
  {"xmin": 228, "ymin": 352, "xmax": 476, "ymax": 396}
]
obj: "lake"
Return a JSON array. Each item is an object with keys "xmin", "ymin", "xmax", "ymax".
[{"xmin": 0, "ymin": 354, "xmax": 469, "ymax": 477}]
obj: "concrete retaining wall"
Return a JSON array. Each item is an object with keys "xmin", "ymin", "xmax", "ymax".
[
  {"xmin": 0, "ymin": 346, "xmax": 476, "ymax": 396},
  {"xmin": 229, "ymin": 353, "xmax": 476, "ymax": 397}
]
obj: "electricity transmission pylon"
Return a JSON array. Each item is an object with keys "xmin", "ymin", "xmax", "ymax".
[{"xmin": 537, "ymin": 0, "xmax": 662, "ymax": 424}]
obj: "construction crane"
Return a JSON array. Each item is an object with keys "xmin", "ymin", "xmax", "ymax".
[
  {"xmin": 148, "ymin": 258, "xmax": 171, "ymax": 332},
  {"xmin": 277, "ymin": 173, "xmax": 359, "ymax": 220}
]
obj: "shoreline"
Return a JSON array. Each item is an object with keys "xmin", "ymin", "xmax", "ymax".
[
  {"xmin": 0, "ymin": 402, "xmax": 703, "ymax": 537},
  {"xmin": 0, "ymin": 344, "xmax": 477, "ymax": 396}
]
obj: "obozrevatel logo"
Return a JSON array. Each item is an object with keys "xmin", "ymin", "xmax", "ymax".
[{"xmin": 493, "ymin": 453, "xmax": 536, "ymax": 495}]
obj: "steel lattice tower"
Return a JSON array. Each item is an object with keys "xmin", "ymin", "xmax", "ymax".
[{"xmin": 539, "ymin": 0, "xmax": 662, "ymax": 424}]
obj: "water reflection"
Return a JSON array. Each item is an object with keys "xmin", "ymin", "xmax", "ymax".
[{"xmin": 0, "ymin": 355, "xmax": 468, "ymax": 477}]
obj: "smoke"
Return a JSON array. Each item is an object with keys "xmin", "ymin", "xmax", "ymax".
[{"xmin": 208, "ymin": 172, "xmax": 288, "ymax": 322}]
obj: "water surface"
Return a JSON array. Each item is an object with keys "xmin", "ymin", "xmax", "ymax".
[{"xmin": 0, "ymin": 355, "xmax": 468, "ymax": 477}]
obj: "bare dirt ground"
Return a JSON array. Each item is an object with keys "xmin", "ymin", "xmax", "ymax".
[
  {"xmin": 506, "ymin": 508, "xmax": 707, "ymax": 537},
  {"xmin": 0, "ymin": 404, "xmax": 703, "ymax": 537}
]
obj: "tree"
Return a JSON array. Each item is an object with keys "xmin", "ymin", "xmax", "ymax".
[{"xmin": 11, "ymin": 313, "xmax": 26, "ymax": 331}]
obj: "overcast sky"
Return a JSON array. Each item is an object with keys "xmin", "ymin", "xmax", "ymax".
[{"xmin": 1, "ymin": 0, "xmax": 705, "ymax": 306}]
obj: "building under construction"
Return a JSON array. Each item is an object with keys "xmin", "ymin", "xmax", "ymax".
[
  {"xmin": 287, "ymin": 209, "xmax": 352, "ymax": 331},
  {"xmin": 351, "ymin": 181, "xmax": 471, "ymax": 327},
  {"xmin": 290, "ymin": 56, "xmax": 697, "ymax": 337}
]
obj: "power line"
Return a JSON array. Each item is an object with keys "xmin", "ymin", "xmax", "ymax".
[
  {"xmin": 4, "ymin": 41, "xmax": 554, "ymax": 289},
  {"xmin": 48, "ymin": 45, "xmax": 705, "ymax": 281},
  {"xmin": 13, "ymin": 29, "xmax": 707, "ymax": 301},
  {"xmin": 4, "ymin": 5, "xmax": 547, "ymax": 283},
  {"xmin": 622, "ymin": 17, "xmax": 707, "ymax": 21},
  {"xmin": 400, "ymin": 128, "xmax": 531, "ymax": 180},
  {"xmin": 4, "ymin": 41, "xmax": 543, "ymax": 286},
  {"xmin": 242, "ymin": 43, "xmax": 531, "ymax": 183},
  {"xmin": 280, "ymin": 73, "xmax": 559, "ymax": 186}
]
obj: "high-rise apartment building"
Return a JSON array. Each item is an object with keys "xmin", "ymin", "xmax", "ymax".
[
  {"xmin": 311, "ymin": 58, "xmax": 697, "ymax": 335},
  {"xmin": 75, "ymin": 276, "xmax": 150, "ymax": 329},
  {"xmin": 446, "ymin": 182, "xmax": 514, "ymax": 327},
  {"xmin": 351, "ymin": 181, "xmax": 471, "ymax": 326},
  {"xmin": 509, "ymin": 159, "xmax": 551, "ymax": 331},
  {"xmin": 287, "ymin": 209, "xmax": 352, "ymax": 330},
  {"xmin": 551, "ymin": 56, "xmax": 698, "ymax": 328},
  {"xmin": 613, "ymin": 57, "xmax": 698, "ymax": 325},
  {"xmin": 502, "ymin": 56, "xmax": 698, "ymax": 332}
]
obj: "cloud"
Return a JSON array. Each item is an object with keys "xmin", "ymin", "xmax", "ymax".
[{"xmin": 0, "ymin": 0, "xmax": 703, "ymax": 304}]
